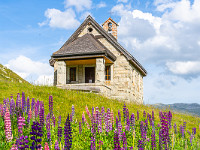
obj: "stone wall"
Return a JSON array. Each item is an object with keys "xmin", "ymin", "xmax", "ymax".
[{"xmin": 56, "ymin": 61, "xmax": 66, "ymax": 85}]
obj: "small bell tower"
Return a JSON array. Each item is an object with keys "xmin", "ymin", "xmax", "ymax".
[{"xmin": 102, "ymin": 18, "xmax": 118, "ymax": 40}]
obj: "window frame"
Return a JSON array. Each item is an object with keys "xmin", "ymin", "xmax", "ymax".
[{"xmin": 105, "ymin": 65, "xmax": 111, "ymax": 81}]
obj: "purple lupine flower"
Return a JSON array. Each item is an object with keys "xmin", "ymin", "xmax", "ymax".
[
  {"xmin": 30, "ymin": 121, "xmax": 43, "ymax": 150},
  {"xmin": 31, "ymin": 98, "xmax": 35, "ymax": 111},
  {"xmin": 101, "ymin": 107, "xmax": 105, "ymax": 122},
  {"xmin": 35, "ymin": 99, "xmax": 40, "ymax": 119},
  {"xmin": 39, "ymin": 102, "xmax": 44, "ymax": 127},
  {"xmin": 3, "ymin": 98, "xmax": 7, "ymax": 116},
  {"xmin": 110, "ymin": 110, "xmax": 114, "ymax": 126},
  {"xmin": 55, "ymin": 140, "xmax": 60, "ymax": 150},
  {"xmin": 168, "ymin": 111, "xmax": 172, "ymax": 128},
  {"xmin": 159, "ymin": 112, "xmax": 170, "ymax": 149},
  {"xmin": 26, "ymin": 97, "xmax": 30, "ymax": 115},
  {"xmin": 82, "ymin": 112, "xmax": 86, "ymax": 124},
  {"xmin": 70, "ymin": 114, "xmax": 72, "ymax": 122},
  {"xmin": 91, "ymin": 115, "xmax": 96, "ymax": 134},
  {"xmin": 123, "ymin": 103, "xmax": 127, "ymax": 122},
  {"xmin": 151, "ymin": 130, "xmax": 156, "ymax": 150},
  {"xmin": 152, "ymin": 111, "xmax": 154, "ymax": 121},
  {"xmin": 21, "ymin": 92, "xmax": 26, "ymax": 113},
  {"xmin": 49, "ymin": 95, "xmax": 53, "ymax": 119},
  {"xmin": 117, "ymin": 121, "xmax": 122, "ymax": 140},
  {"xmin": 116, "ymin": 116, "xmax": 118, "ymax": 129},
  {"xmin": 58, "ymin": 126, "xmax": 62, "ymax": 142},
  {"xmin": 18, "ymin": 115, "xmax": 26, "ymax": 136},
  {"xmin": 90, "ymin": 136, "xmax": 96, "ymax": 150},
  {"xmin": 180, "ymin": 125, "xmax": 184, "ymax": 137},
  {"xmin": 118, "ymin": 110, "xmax": 121, "ymax": 122},
  {"xmin": 122, "ymin": 132, "xmax": 127, "ymax": 149},
  {"xmin": 58, "ymin": 115, "xmax": 61, "ymax": 126},
  {"xmin": 137, "ymin": 111, "xmax": 139, "ymax": 121},
  {"xmin": 130, "ymin": 113, "xmax": 135, "ymax": 130},
  {"xmin": 114, "ymin": 130, "xmax": 121, "ymax": 150},
  {"xmin": 79, "ymin": 121, "xmax": 82, "ymax": 134},
  {"xmin": 71, "ymin": 105, "xmax": 75, "ymax": 122},
  {"xmin": 138, "ymin": 140, "xmax": 144, "ymax": 150},
  {"xmin": 97, "ymin": 109, "xmax": 102, "ymax": 133},
  {"xmin": 16, "ymin": 93, "xmax": 21, "ymax": 109},
  {"xmin": 86, "ymin": 105, "xmax": 92, "ymax": 121},
  {"xmin": 140, "ymin": 121, "xmax": 147, "ymax": 148},
  {"xmin": 125, "ymin": 117, "xmax": 130, "ymax": 131},
  {"xmin": 4, "ymin": 107, "xmax": 13, "ymax": 142},
  {"xmin": 10, "ymin": 96, "xmax": 15, "ymax": 116},
  {"xmin": 143, "ymin": 111, "xmax": 146, "ymax": 118},
  {"xmin": 18, "ymin": 135, "xmax": 29, "ymax": 150},
  {"xmin": 183, "ymin": 122, "xmax": 186, "ymax": 130},
  {"xmin": 190, "ymin": 134, "xmax": 194, "ymax": 145},
  {"xmin": 64, "ymin": 114, "xmax": 72, "ymax": 150},
  {"xmin": 46, "ymin": 113, "xmax": 51, "ymax": 141},
  {"xmin": 192, "ymin": 128, "xmax": 196, "ymax": 135},
  {"xmin": 174, "ymin": 123, "xmax": 177, "ymax": 134},
  {"xmin": 107, "ymin": 108, "xmax": 112, "ymax": 131}
]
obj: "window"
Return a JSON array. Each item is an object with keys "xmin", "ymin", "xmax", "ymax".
[
  {"xmin": 105, "ymin": 66, "xmax": 111, "ymax": 80},
  {"xmin": 88, "ymin": 27, "xmax": 93, "ymax": 32},
  {"xmin": 108, "ymin": 22, "xmax": 112, "ymax": 33},
  {"xmin": 70, "ymin": 67, "xmax": 76, "ymax": 81}
]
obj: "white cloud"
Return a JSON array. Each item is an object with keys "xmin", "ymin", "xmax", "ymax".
[
  {"xmin": 39, "ymin": 8, "xmax": 80, "ymax": 30},
  {"xmin": 117, "ymin": 0, "xmax": 128, "ymax": 3},
  {"xmin": 35, "ymin": 75, "xmax": 53, "ymax": 86},
  {"xmin": 64, "ymin": 0, "xmax": 92, "ymax": 12},
  {"xmin": 5, "ymin": 55, "xmax": 53, "ymax": 85},
  {"xmin": 97, "ymin": 1, "xmax": 107, "ymax": 8},
  {"xmin": 80, "ymin": 12, "xmax": 94, "ymax": 20},
  {"xmin": 166, "ymin": 61, "xmax": 200, "ymax": 75}
]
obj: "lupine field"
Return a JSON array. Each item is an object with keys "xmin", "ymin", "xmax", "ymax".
[{"xmin": 0, "ymin": 92, "xmax": 200, "ymax": 149}]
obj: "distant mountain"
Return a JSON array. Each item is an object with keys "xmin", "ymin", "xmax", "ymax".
[
  {"xmin": 0, "ymin": 64, "xmax": 28, "ymax": 83},
  {"xmin": 154, "ymin": 103, "xmax": 200, "ymax": 117}
]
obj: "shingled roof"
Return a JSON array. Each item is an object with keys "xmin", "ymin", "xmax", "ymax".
[{"xmin": 50, "ymin": 15, "xmax": 147, "ymax": 76}]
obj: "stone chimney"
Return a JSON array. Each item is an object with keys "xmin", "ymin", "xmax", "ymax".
[{"xmin": 102, "ymin": 18, "xmax": 118, "ymax": 40}]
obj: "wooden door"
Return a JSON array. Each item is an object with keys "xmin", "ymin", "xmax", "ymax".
[{"xmin": 85, "ymin": 67, "xmax": 95, "ymax": 83}]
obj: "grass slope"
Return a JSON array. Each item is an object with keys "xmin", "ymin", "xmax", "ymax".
[
  {"xmin": 0, "ymin": 79, "xmax": 200, "ymax": 131},
  {"xmin": 0, "ymin": 64, "xmax": 28, "ymax": 83}
]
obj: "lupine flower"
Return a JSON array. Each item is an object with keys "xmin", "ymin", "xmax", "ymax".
[
  {"xmin": 26, "ymin": 97, "xmax": 30, "ymax": 115},
  {"xmin": 64, "ymin": 114, "xmax": 72, "ymax": 149},
  {"xmin": 98, "ymin": 140, "xmax": 103, "ymax": 149},
  {"xmin": 192, "ymin": 128, "xmax": 196, "ymax": 135},
  {"xmin": 18, "ymin": 115, "xmax": 26, "ymax": 136},
  {"xmin": 70, "ymin": 114, "xmax": 72, "ymax": 122},
  {"xmin": 97, "ymin": 111, "xmax": 102, "ymax": 133},
  {"xmin": 118, "ymin": 110, "xmax": 121, "ymax": 122},
  {"xmin": 159, "ymin": 112, "xmax": 170, "ymax": 149},
  {"xmin": 130, "ymin": 113, "xmax": 135, "ymax": 129},
  {"xmin": 168, "ymin": 111, "xmax": 172, "ymax": 128},
  {"xmin": 79, "ymin": 121, "xmax": 82, "ymax": 134},
  {"xmin": 174, "ymin": 123, "xmax": 177, "ymax": 134},
  {"xmin": 90, "ymin": 136, "xmax": 96, "ymax": 150},
  {"xmin": 91, "ymin": 115, "xmax": 96, "ymax": 134},
  {"xmin": 190, "ymin": 134, "xmax": 194, "ymax": 145},
  {"xmin": 18, "ymin": 135, "xmax": 29, "ymax": 150},
  {"xmin": 30, "ymin": 121, "xmax": 43, "ymax": 150},
  {"xmin": 4, "ymin": 107, "xmax": 13, "ymax": 142},
  {"xmin": 123, "ymin": 103, "xmax": 127, "ymax": 122},
  {"xmin": 180, "ymin": 125, "xmax": 184, "ymax": 137},
  {"xmin": 55, "ymin": 140, "xmax": 60, "ymax": 150},
  {"xmin": 101, "ymin": 107, "xmax": 105, "ymax": 123},
  {"xmin": 137, "ymin": 111, "xmax": 139, "ymax": 121},
  {"xmin": 86, "ymin": 105, "xmax": 92, "ymax": 121},
  {"xmin": 110, "ymin": 109, "xmax": 114, "ymax": 125},
  {"xmin": 116, "ymin": 116, "xmax": 118, "ymax": 129},
  {"xmin": 71, "ymin": 105, "xmax": 75, "ymax": 122},
  {"xmin": 58, "ymin": 126, "xmax": 62, "ymax": 142},
  {"xmin": 82, "ymin": 112, "xmax": 86, "ymax": 124},
  {"xmin": 143, "ymin": 111, "xmax": 146, "ymax": 118},
  {"xmin": 10, "ymin": 96, "xmax": 15, "ymax": 116},
  {"xmin": 31, "ymin": 98, "xmax": 35, "ymax": 111},
  {"xmin": 151, "ymin": 130, "xmax": 156, "ymax": 150},
  {"xmin": 122, "ymin": 132, "xmax": 127, "ymax": 149},
  {"xmin": 114, "ymin": 130, "xmax": 121, "ymax": 150},
  {"xmin": 183, "ymin": 122, "xmax": 186, "ymax": 130},
  {"xmin": 52, "ymin": 114, "xmax": 56, "ymax": 127},
  {"xmin": 35, "ymin": 100, "xmax": 40, "ymax": 119},
  {"xmin": 49, "ymin": 95, "xmax": 53, "ymax": 119},
  {"xmin": 125, "ymin": 117, "xmax": 130, "ymax": 131},
  {"xmin": 152, "ymin": 111, "xmax": 154, "ymax": 121},
  {"xmin": 139, "ymin": 121, "xmax": 146, "ymax": 149},
  {"xmin": 39, "ymin": 102, "xmax": 44, "ymax": 127},
  {"xmin": 16, "ymin": 93, "xmax": 21, "ymax": 109},
  {"xmin": 46, "ymin": 113, "xmax": 51, "ymax": 141},
  {"xmin": 44, "ymin": 142, "xmax": 49, "ymax": 150},
  {"xmin": 117, "ymin": 121, "xmax": 122, "ymax": 140},
  {"xmin": 0, "ymin": 104, "xmax": 3, "ymax": 117},
  {"xmin": 11, "ymin": 144, "xmax": 18, "ymax": 150},
  {"xmin": 22, "ymin": 92, "xmax": 26, "ymax": 113},
  {"xmin": 138, "ymin": 140, "xmax": 144, "ymax": 150}
]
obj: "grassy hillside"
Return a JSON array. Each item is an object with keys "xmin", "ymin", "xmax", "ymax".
[
  {"xmin": 0, "ymin": 79, "xmax": 200, "ymax": 131},
  {"xmin": 0, "ymin": 64, "xmax": 28, "ymax": 83}
]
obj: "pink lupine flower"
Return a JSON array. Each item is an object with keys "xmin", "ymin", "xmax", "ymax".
[
  {"xmin": 18, "ymin": 115, "xmax": 26, "ymax": 136},
  {"xmin": 44, "ymin": 142, "xmax": 49, "ymax": 150},
  {"xmin": 11, "ymin": 144, "xmax": 18, "ymax": 150},
  {"xmin": 85, "ymin": 105, "xmax": 92, "ymax": 121},
  {"xmin": 4, "ymin": 107, "xmax": 13, "ymax": 142}
]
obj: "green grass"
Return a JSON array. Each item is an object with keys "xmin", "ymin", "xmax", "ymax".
[{"xmin": 1, "ymin": 79, "xmax": 200, "ymax": 132}]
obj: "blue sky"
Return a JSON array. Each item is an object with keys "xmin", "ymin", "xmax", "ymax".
[{"xmin": 1, "ymin": 0, "xmax": 200, "ymax": 104}]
